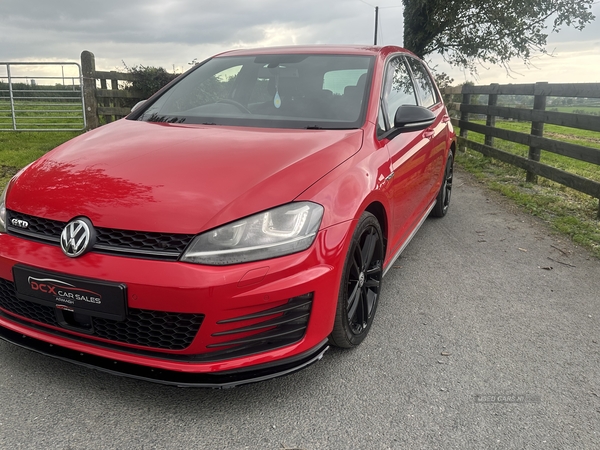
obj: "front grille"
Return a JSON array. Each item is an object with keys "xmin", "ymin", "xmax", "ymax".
[
  {"xmin": 93, "ymin": 310, "xmax": 203, "ymax": 349},
  {"xmin": 0, "ymin": 278, "xmax": 57, "ymax": 324},
  {"xmin": 8, "ymin": 211, "xmax": 64, "ymax": 240},
  {"xmin": 0, "ymin": 278, "xmax": 203, "ymax": 350},
  {"xmin": 6, "ymin": 210, "xmax": 195, "ymax": 260}
]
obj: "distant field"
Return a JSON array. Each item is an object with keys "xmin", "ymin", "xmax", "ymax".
[
  {"xmin": 466, "ymin": 120, "xmax": 600, "ymax": 183},
  {"xmin": 548, "ymin": 106, "xmax": 600, "ymax": 115}
]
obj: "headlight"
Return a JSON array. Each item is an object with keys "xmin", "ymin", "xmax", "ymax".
[
  {"xmin": 0, "ymin": 163, "xmax": 32, "ymax": 233},
  {"xmin": 180, "ymin": 202, "xmax": 324, "ymax": 265},
  {"xmin": 0, "ymin": 184, "xmax": 8, "ymax": 233}
]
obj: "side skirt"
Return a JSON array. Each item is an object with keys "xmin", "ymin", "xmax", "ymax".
[{"xmin": 382, "ymin": 199, "xmax": 436, "ymax": 278}]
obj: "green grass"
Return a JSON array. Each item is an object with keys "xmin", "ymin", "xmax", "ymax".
[
  {"xmin": 0, "ymin": 131, "xmax": 81, "ymax": 187},
  {"xmin": 467, "ymin": 120, "xmax": 600, "ymax": 182}
]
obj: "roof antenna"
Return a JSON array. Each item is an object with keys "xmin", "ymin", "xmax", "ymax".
[{"xmin": 374, "ymin": 6, "xmax": 379, "ymax": 45}]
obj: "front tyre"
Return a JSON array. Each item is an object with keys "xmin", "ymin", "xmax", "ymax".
[
  {"xmin": 329, "ymin": 212, "xmax": 384, "ymax": 348},
  {"xmin": 431, "ymin": 151, "xmax": 454, "ymax": 218}
]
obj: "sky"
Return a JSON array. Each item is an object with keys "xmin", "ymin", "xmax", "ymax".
[{"xmin": 1, "ymin": 0, "xmax": 599, "ymax": 86}]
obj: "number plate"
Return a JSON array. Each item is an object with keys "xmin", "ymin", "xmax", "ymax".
[{"xmin": 12, "ymin": 265, "xmax": 127, "ymax": 321}]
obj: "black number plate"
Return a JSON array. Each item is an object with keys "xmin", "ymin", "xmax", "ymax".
[{"xmin": 12, "ymin": 265, "xmax": 127, "ymax": 321}]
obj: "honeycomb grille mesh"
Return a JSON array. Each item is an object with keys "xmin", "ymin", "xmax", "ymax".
[
  {"xmin": 8, "ymin": 212, "xmax": 65, "ymax": 238},
  {"xmin": 0, "ymin": 278, "xmax": 203, "ymax": 350},
  {"xmin": 6, "ymin": 210, "xmax": 195, "ymax": 260}
]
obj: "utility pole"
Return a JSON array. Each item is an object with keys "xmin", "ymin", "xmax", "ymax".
[{"xmin": 374, "ymin": 6, "xmax": 379, "ymax": 45}]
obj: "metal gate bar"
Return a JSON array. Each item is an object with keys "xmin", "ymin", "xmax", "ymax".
[{"xmin": 0, "ymin": 62, "xmax": 86, "ymax": 131}]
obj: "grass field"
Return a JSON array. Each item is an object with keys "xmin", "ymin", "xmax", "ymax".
[
  {"xmin": 0, "ymin": 131, "xmax": 81, "ymax": 186},
  {"xmin": 467, "ymin": 120, "xmax": 600, "ymax": 182}
]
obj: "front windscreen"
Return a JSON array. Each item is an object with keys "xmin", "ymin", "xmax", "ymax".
[{"xmin": 133, "ymin": 54, "xmax": 374, "ymax": 129}]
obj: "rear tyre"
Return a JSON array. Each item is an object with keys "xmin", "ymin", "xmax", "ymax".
[
  {"xmin": 329, "ymin": 212, "xmax": 384, "ymax": 348},
  {"xmin": 431, "ymin": 151, "xmax": 454, "ymax": 218}
]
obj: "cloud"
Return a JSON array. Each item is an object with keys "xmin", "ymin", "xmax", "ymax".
[
  {"xmin": 0, "ymin": 0, "xmax": 598, "ymax": 83},
  {"xmin": 0, "ymin": 1, "xmax": 390, "ymax": 75}
]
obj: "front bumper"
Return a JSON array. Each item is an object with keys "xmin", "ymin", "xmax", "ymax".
[{"xmin": 0, "ymin": 221, "xmax": 352, "ymax": 385}]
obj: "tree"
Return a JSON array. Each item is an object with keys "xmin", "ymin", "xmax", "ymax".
[
  {"xmin": 121, "ymin": 63, "xmax": 178, "ymax": 106},
  {"xmin": 402, "ymin": 0, "xmax": 596, "ymax": 73}
]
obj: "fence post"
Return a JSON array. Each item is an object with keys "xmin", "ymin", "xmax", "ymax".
[
  {"xmin": 485, "ymin": 83, "xmax": 498, "ymax": 147},
  {"xmin": 459, "ymin": 91, "xmax": 471, "ymax": 153},
  {"xmin": 110, "ymin": 73, "xmax": 119, "ymax": 123},
  {"xmin": 81, "ymin": 50, "xmax": 99, "ymax": 130},
  {"xmin": 99, "ymin": 76, "xmax": 111, "ymax": 124},
  {"xmin": 526, "ymin": 82, "xmax": 548, "ymax": 183}
]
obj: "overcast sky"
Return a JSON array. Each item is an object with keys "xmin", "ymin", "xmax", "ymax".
[{"xmin": 1, "ymin": 0, "xmax": 599, "ymax": 85}]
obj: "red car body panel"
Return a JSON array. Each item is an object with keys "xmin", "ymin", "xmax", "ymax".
[
  {"xmin": 7, "ymin": 121, "xmax": 364, "ymax": 233},
  {"xmin": 0, "ymin": 45, "xmax": 455, "ymax": 386}
]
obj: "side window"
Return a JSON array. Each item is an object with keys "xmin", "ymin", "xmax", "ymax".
[
  {"xmin": 405, "ymin": 58, "xmax": 438, "ymax": 108},
  {"xmin": 380, "ymin": 57, "xmax": 417, "ymax": 131}
]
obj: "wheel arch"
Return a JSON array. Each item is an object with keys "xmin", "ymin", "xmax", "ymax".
[{"xmin": 364, "ymin": 201, "xmax": 388, "ymax": 255}]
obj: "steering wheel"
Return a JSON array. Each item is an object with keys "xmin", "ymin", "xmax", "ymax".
[{"xmin": 216, "ymin": 99, "xmax": 252, "ymax": 114}]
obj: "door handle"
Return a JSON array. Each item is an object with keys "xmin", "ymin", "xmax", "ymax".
[
  {"xmin": 423, "ymin": 128, "xmax": 435, "ymax": 139},
  {"xmin": 442, "ymin": 115, "xmax": 450, "ymax": 123}
]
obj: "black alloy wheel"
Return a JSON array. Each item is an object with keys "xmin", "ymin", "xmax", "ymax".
[
  {"xmin": 329, "ymin": 212, "xmax": 384, "ymax": 348},
  {"xmin": 431, "ymin": 151, "xmax": 454, "ymax": 217}
]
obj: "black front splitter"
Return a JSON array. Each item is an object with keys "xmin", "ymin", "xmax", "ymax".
[{"xmin": 0, "ymin": 325, "xmax": 329, "ymax": 388}]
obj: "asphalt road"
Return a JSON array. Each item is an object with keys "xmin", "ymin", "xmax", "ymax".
[{"xmin": 1, "ymin": 168, "xmax": 600, "ymax": 450}]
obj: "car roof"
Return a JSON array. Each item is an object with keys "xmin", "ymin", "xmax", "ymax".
[{"xmin": 215, "ymin": 45, "xmax": 412, "ymax": 58}]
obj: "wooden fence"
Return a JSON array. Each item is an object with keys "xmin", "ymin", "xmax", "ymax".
[
  {"xmin": 81, "ymin": 51, "xmax": 144, "ymax": 129},
  {"xmin": 442, "ymin": 82, "xmax": 600, "ymax": 218}
]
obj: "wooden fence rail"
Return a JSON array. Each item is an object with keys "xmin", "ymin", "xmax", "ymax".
[
  {"xmin": 442, "ymin": 82, "xmax": 600, "ymax": 218},
  {"xmin": 81, "ymin": 51, "xmax": 144, "ymax": 129}
]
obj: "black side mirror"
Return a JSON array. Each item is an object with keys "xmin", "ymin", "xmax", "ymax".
[{"xmin": 381, "ymin": 105, "xmax": 436, "ymax": 140}]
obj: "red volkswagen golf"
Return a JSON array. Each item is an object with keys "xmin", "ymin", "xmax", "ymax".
[{"xmin": 0, "ymin": 45, "xmax": 455, "ymax": 387}]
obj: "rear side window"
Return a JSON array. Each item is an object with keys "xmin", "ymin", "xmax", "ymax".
[{"xmin": 405, "ymin": 58, "xmax": 438, "ymax": 108}]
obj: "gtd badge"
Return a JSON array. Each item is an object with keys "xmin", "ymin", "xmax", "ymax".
[
  {"xmin": 10, "ymin": 218, "xmax": 29, "ymax": 229},
  {"xmin": 60, "ymin": 218, "xmax": 96, "ymax": 258}
]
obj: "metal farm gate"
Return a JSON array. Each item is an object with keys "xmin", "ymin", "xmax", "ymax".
[{"xmin": 0, "ymin": 62, "xmax": 86, "ymax": 131}]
